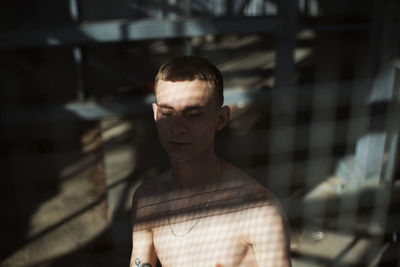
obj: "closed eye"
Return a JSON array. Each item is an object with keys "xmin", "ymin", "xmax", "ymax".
[
  {"xmin": 186, "ymin": 112, "xmax": 202, "ymax": 118},
  {"xmin": 184, "ymin": 107, "xmax": 204, "ymax": 118},
  {"xmin": 161, "ymin": 111, "xmax": 173, "ymax": 116},
  {"xmin": 158, "ymin": 106, "xmax": 174, "ymax": 117}
]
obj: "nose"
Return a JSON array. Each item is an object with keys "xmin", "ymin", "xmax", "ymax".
[{"xmin": 170, "ymin": 115, "xmax": 189, "ymax": 135}]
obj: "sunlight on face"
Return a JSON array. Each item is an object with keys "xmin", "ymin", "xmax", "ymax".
[
  {"xmin": 153, "ymin": 80, "xmax": 219, "ymax": 163},
  {"xmin": 155, "ymin": 80, "xmax": 215, "ymax": 112}
]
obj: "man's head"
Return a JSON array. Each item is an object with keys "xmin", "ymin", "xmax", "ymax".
[
  {"xmin": 155, "ymin": 56, "xmax": 224, "ymax": 108},
  {"xmin": 153, "ymin": 56, "xmax": 229, "ymax": 163}
]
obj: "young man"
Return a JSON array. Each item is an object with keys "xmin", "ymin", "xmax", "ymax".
[{"xmin": 130, "ymin": 56, "xmax": 291, "ymax": 267}]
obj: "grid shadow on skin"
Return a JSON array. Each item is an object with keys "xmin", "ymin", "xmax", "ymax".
[{"xmin": 132, "ymin": 181, "xmax": 290, "ymax": 266}]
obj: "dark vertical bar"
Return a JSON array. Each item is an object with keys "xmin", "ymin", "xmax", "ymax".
[
  {"xmin": 69, "ymin": 0, "xmax": 85, "ymax": 101},
  {"xmin": 275, "ymin": 0, "xmax": 297, "ymax": 88},
  {"xmin": 226, "ymin": 0, "xmax": 234, "ymax": 16},
  {"xmin": 73, "ymin": 47, "xmax": 85, "ymax": 101},
  {"xmin": 184, "ymin": 0, "xmax": 193, "ymax": 55}
]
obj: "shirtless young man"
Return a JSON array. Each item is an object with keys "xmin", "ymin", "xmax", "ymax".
[{"xmin": 130, "ymin": 56, "xmax": 291, "ymax": 267}]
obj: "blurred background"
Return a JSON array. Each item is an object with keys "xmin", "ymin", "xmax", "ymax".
[{"xmin": 0, "ymin": 0, "xmax": 399, "ymax": 266}]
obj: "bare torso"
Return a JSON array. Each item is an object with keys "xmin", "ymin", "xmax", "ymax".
[{"xmin": 131, "ymin": 162, "xmax": 290, "ymax": 267}]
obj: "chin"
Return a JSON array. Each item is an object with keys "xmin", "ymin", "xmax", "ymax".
[
  {"xmin": 167, "ymin": 153, "xmax": 193, "ymax": 163},
  {"xmin": 165, "ymin": 148, "xmax": 200, "ymax": 162}
]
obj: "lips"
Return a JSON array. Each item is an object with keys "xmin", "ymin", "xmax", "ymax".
[{"xmin": 168, "ymin": 141, "xmax": 189, "ymax": 145}]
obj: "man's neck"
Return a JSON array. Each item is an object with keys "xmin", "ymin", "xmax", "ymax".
[{"xmin": 169, "ymin": 154, "xmax": 222, "ymax": 190}]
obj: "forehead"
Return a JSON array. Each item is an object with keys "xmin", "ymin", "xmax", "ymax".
[{"xmin": 155, "ymin": 80, "xmax": 214, "ymax": 108}]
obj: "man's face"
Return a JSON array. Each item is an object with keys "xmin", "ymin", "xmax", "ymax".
[{"xmin": 153, "ymin": 79, "xmax": 226, "ymax": 163}]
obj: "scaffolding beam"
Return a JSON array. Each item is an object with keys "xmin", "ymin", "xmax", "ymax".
[{"xmin": 0, "ymin": 16, "xmax": 278, "ymax": 49}]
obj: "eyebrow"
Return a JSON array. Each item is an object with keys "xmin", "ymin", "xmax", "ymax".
[
  {"xmin": 157, "ymin": 104, "xmax": 206, "ymax": 111},
  {"xmin": 157, "ymin": 104, "xmax": 174, "ymax": 109}
]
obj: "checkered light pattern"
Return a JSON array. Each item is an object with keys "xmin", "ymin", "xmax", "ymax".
[
  {"xmin": 133, "ymin": 181, "xmax": 290, "ymax": 266},
  {"xmin": 133, "ymin": 76, "xmax": 399, "ymax": 266}
]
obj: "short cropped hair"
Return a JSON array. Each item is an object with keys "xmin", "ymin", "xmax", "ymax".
[{"xmin": 155, "ymin": 56, "xmax": 224, "ymax": 107}]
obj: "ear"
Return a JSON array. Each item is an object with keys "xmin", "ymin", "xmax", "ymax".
[
  {"xmin": 152, "ymin": 103, "xmax": 158, "ymax": 122},
  {"xmin": 216, "ymin": 105, "xmax": 230, "ymax": 132}
]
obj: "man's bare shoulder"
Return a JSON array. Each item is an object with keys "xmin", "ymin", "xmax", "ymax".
[
  {"xmin": 224, "ymin": 163, "xmax": 290, "ymax": 241},
  {"xmin": 222, "ymin": 162, "xmax": 273, "ymax": 193},
  {"xmin": 133, "ymin": 171, "xmax": 171, "ymax": 208},
  {"xmin": 134, "ymin": 171, "xmax": 169, "ymax": 198},
  {"xmin": 132, "ymin": 171, "xmax": 170, "ymax": 226},
  {"xmin": 221, "ymin": 162, "xmax": 283, "ymax": 208}
]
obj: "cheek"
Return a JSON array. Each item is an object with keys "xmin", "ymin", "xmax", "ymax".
[
  {"xmin": 155, "ymin": 116, "xmax": 217, "ymax": 137},
  {"xmin": 156, "ymin": 120, "xmax": 170, "ymax": 135},
  {"xmin": 192, "ymin": 120, "xmax": 217, "ymax": 136}
]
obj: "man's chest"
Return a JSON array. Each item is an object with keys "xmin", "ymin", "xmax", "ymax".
[{"xmin": 152, "ymin": 212, "xmax": 257, "ymax": 267}]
